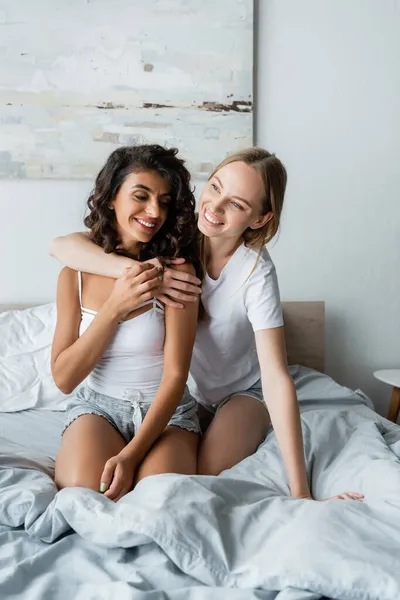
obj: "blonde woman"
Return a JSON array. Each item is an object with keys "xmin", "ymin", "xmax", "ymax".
[{"xmin": 51, "ymin": 148, "xmax": 362, "ymax": 502}]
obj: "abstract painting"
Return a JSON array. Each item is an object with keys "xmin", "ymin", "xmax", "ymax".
[{"xmin": 0, "ymin": 0, "xmax": 253, "ymax": 180}]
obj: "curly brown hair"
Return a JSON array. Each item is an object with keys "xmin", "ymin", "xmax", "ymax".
[{"xmin": 84, "ymin": 144, "xmax": 203, "ymax": 280}]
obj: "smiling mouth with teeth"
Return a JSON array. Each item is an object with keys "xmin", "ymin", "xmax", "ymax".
[
  {"xmin": 135, "ymin": 218, "xmax": 156, "ymax": 229},
  {"xmin": 204, "ymin": 209, "xmax": 223, "ymax": 226}
]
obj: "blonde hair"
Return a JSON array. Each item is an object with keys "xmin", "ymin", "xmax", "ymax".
[
  {"xmin": 209, "ymin": 147, "xmax": 287, "ymax": 249},
  {"xmin": 198, "ymin": 147, "xmax": 287, "ymax": 284}
]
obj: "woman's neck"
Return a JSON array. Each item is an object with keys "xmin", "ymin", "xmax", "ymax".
[
  {"xmin": 206, "ymin": 235, "xmax": 243, "ymax": 262},
  {"xmin": 116, "ymin": 238, "xmax": 141, "ymax": 259},
  {"xmin": 205, "ymin": 235, "xmax": 244, "ymax": 279}
]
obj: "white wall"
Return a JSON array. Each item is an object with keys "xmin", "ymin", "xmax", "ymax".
[
  {"xmin": 1, "ymin": 179, "xmax": 89, "ymax": 303},
  {"xmin": 257, "ymin": 0, "xmax": 400, "ymax": 414}
]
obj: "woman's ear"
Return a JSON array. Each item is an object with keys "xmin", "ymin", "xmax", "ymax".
[{"xmin": 249, "ymin": 211, "xmax": 273, "ymax": 231}]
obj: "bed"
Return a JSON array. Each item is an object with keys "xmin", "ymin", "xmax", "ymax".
[{"xmin": 1, "ymin": 302, "xmax": 400, "ymax": 600}]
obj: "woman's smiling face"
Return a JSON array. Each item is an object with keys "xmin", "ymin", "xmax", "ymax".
[
  {"xmin": 111, "ymin": 170, "xmax": 172, "ymax": 252},
  {"xmin": 198, "ymin": 161, "xmax": 271, "ymax": 240}
]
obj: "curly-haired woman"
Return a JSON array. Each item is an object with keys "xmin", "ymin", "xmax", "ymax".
[{"xmin": 52, "ymin": 144, "xmax": 203, "ymax": 502}]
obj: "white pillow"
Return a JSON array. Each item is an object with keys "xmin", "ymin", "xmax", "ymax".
[{"xmin": 0, "ymin": 303, "xmax": 74, "ymax": 411}]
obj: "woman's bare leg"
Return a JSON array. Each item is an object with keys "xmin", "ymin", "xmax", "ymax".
[
  {"xmin": 197, "ymin": 395, "xmax": 270, "ymax": 475},
  {"xmin": 55, "ymin": 414, "xmax": 126, "ymax": 492},
  {"xmin": 135, "ymin": 426, "xmax": 199, "ymax": 483}
]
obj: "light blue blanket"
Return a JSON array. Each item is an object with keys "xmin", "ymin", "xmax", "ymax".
[{"xmin": 1, "ymin": 368, "xmax": 400, "ymax": 599}]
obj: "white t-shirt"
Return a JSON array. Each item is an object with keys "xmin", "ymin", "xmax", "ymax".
[{"xmin": 188, "ymin": 243, "xmax": 283, "ymax": 406}]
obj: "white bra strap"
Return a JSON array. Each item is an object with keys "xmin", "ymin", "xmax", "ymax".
[
  {"xmin": 137, "ymin": 298, "xmax": 164, "ymax": 312},
  {"xmin": 154, "ymin": 298, "xmax": 164, "ymax": 311},
  {"xmin": 78, "ymin": 271, "xmax": 83, "ymax": 308},
  {"xmin": 77, "ymin": 271, "xmax": 97, "ymax": 316}
]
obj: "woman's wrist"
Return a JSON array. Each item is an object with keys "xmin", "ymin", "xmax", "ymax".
[
  {"xmin": 99, "ymin": 297, "xmax": 123, "ymax": 324},
  {"xmin": 290, "ymin": 484, "xmax": 311, "ymax": 498},
  {"xmin": 115, "ymin": 256, "xmax": 138, "ymax": 277},
  {"xmin": 119, "ymin": 444, "xmax": 141, "ymax": 464}
]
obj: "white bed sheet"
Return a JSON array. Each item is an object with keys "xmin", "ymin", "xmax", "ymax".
[
  {"xmin": 1, "ymin": 368, "xmax": 400, "ymax": 600},
  {"xmin": 0, "ymin": 409, "xmax": 64, "ymax": 460}
]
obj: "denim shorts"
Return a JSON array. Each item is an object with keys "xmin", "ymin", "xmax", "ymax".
[{"xmin": 63, "ymin": 384, "xmax": 201, "ymax": 443}]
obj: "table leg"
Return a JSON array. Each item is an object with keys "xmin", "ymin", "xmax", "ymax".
[{"xmin": 387, "ymin": 387, "xmax": 400, "ymax": 423}]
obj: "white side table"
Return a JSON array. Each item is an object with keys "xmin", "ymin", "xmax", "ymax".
[{"xmin": 373, "ymin": 369, "xmax": 400, "ymax": 423}]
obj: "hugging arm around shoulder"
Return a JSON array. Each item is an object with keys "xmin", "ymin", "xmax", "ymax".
[{"xmin": 50, "ymin": 232, "xmax": 134, "ymax": 278}]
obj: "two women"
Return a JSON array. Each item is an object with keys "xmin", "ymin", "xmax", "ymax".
[{"xmin": 52, "ymin": 145, "xmax": 362, "ymax": 503}]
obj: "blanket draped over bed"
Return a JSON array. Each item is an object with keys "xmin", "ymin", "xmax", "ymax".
[{"xmin": 1, "ymin": 368, "xmax": 400, "ymax": 600}]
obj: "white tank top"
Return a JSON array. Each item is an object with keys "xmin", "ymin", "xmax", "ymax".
[{"xmin": 78, "ymin": 272, "xmax": 165, "ymax": 402}]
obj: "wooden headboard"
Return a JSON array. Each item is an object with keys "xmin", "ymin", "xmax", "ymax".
[
  {"xmin": 0, "ymin": 301, "xmax": 325, "ymax": 373},
  {"xmin": 282, "ymin": 301, "xmax": 325, "ymax": 372}
]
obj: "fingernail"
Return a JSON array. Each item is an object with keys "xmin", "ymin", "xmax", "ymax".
[{"xmin": 100, "ymin": 482, "xmax": 107, "ymax": 493}]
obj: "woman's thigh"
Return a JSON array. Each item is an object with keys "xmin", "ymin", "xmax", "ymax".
[
  {"xmin": 135, "ymin": 426, "xmax": 199, "ymax": 483},
  {"xmin": 55, "ymin": 414, "xmax": 126, "ymax": 492},
  {"xmin": 197, "ymin": 395, "xmax": 270, "ymax": 476}
]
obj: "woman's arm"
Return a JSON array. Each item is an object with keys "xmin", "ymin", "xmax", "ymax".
[
  {"xmin": 51, "ymin": 267, "xmax": 120, "ymax": 393},
  {"xmin": 50, "ymin": 232, "xmax": 134, "ymax": 277},
  {"xmin": 101, "ymin": 263, "xmax": 199, "ymax": 499},
  {"xmin": 49, "ymin": 232, "xmax": 202, "ymax": 306},
  {"xmin": 255, "ymin": 327, "xmax": 311, "ymax": 499},
  {"xmin": 120, "ymin": 263, "xmax": 198, "ymax": 460},
  {"xmin": 52, "ymin": 264, "xmax": 160, "ymax": 393}
]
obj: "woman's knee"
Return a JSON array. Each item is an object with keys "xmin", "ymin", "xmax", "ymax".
[
  {"xmin": 55, "ymin": 462, "xmax": 102, "ymax": 492},
  {"xmin": 197, "ymin": 454, "xmax": 222, "ymax": 476},
  {"xmin": 136, "ymin": 427, "xmax": 199, "ymax": 482},
  {"xmin": 54, "ymin": 413, "xmax": 126, "ymax": 491}
]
